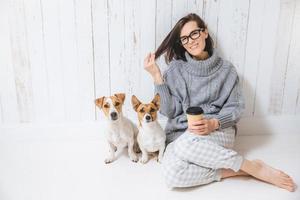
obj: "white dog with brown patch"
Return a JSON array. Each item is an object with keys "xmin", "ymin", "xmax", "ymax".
[
  {"xmin": 95, "ymin": 93, "xmax": 139, "ymax": 164},
  {"xmin": 131, "ymin": 94, "xmax": 166, "ymax": 163}
]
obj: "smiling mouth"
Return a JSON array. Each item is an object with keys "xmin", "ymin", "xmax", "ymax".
[{"xmin": 190, "ymin": 43, "xmax": 198, "ymax": 50}]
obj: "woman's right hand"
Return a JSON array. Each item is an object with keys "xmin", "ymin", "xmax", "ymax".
[{"xmin": 144, "ymin": 53, "xmax": 163, "ymax": 84}]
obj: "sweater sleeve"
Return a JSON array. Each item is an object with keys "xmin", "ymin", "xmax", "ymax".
[
  {"xmin": 154, "ymin": 82, "xmax": 184, "ymax": 119},
  {"xmin": 216, "ymin": 76, "xmax": 245, "ymax": 129}
]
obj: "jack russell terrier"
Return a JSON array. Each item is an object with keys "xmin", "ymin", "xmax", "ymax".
[
  {"xmin": 95, "ymin": 93, "xmax": 139, "ymax": 164},
  {"xmin": 131, "ymin": 94, "xmax": 166, "ymax": 163}
]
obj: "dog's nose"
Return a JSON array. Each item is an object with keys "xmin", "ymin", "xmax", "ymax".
[
  {"xmin": 110, "ymin": 112, "xmax": 118, "ymax": 119},
  {"xmin": 145, "ymin": 115, "xmax": 151, "ymax": 121}
]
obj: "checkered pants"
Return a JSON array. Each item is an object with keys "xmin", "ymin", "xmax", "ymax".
[{"xmin": 162, "ymin": 127, "xmax": 243, "ymax": 188}]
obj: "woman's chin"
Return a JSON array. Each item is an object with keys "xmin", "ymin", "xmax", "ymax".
[{"xmin": 189, "ymin": 51, "xmax": 204, "ymax": 58}]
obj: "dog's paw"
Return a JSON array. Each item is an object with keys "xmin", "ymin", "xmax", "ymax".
[
  {"xmin": 104, "ymin": 158, "xmax": 114, "ymax": 164},
  {"xmin": 140, "ymin": 157, "xmax": 148, "ymax": 164},
  {"xmin": 130, "ymin": 154, "xmax": 139, "ymax": 162},
  {"xmin": 157, "ymin": 157, "xmax": 163, "ymax": 163}
]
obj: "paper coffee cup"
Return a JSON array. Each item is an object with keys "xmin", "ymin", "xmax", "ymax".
[{"xmin": 186, "ymin": 107, "xmax": 204, "ymax": 123}]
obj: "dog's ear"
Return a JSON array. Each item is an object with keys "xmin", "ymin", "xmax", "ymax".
[
  {"xmin": 151, "ymin": 93, "xmax": 160, "ymax": 109},
  {"xmin": 131, "ymin": 95, "xmax": 141, "ymax": 112},
  {"xmin": 95, "ymin": 97, "xmax": 105, "ymax": 109},
  {"xmin": 114, "ymin": 93, "xmax": 126, "ymax": 104}
]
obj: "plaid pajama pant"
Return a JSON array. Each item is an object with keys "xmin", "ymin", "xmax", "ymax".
[{"xmin": 162, "ymin": 127, "xmax": 243, "ymax": 188}]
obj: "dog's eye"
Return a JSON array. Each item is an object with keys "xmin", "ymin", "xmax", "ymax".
[
  {"xmin": 150, "ymin": 108, "xmax": 156, "ymax": 113},
  {"xmin": 114, "ymin": 102, "xmax": 120, "ymax": 106},
  {"xmin": 104, "ymin": 104, "xmax": 109, "ymax": 108},
  {"xmin": 139, "ymin": 108, "xmax": 145, "ymax": 113}
]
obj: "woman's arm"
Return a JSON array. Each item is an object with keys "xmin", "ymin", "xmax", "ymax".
[
  {"xmin": 154, "ymin": 81, "xmax": 183, "ymax": 118},
  {"xmin": 144, "ymin": 53, "xmax": 184, "ymax": 119},
  {"xmin": 216, "ymin": 76, "xmax": 245, "ymax": 129}
]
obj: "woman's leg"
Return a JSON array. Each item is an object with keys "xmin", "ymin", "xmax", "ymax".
[
  {"xmin": 172, "ymin": 130, "xmax": 296, "ymax": 191},
  {"xmin": 221, "ymin": 169, "xmax": 248, "ymax": 179},
  {"xmin": 162, "ymin": 142, "xmax": 222, "ymax": 188},
  {"xmin": 173, "ymin": 131, "xmax": 243, "ymax": 172},
  {"xmin": 239, "ymin": 159, "xmax": 295, "ymax": 192}
]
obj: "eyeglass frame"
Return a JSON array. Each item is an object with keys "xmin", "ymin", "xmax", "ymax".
[{"xmin": 178, "ymin": 28, "xmax": 205, "ymax": 45}]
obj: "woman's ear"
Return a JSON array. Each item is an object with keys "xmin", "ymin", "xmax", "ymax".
[{"xmin": 204, "ymin": 28, "xmax": 209, "ymax": 39}]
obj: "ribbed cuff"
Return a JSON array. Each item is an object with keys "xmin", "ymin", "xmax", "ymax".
[
  {"xmin": 217, "ymin": 113, "xmax": 234, "ymax": 129},
  {"xmin": 231, "ymin": 155, "xmax": 244, "ymax": 172},
  {"xmin": 214, "ymin": 169, "xmax": 222, "ymax": 182}
]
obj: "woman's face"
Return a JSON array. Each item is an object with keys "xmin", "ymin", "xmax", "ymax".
[{"xmin": 179, "ymin": 21, "xmax": 208, "ymax": 58}]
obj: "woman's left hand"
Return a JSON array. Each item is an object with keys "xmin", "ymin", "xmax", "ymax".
[{"xmin": 188, "ymin": 118, "xmax": 220, "ymax": 135}]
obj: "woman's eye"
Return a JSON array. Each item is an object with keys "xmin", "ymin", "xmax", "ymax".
[
  {"xmin": 114, "ymin": 102, "xmax": 120, "ymax": 106},
  {"xmin": 191, "ymin": 31, "xmax": 200, "ymax": 38},
  {"xmin": 180, "ymin": 37, "xmax": 188, "ymax": 44}
]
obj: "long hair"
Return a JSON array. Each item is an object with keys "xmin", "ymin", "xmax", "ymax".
[{"xmin": 155, "ymin": 13, "xmax": 214, "ymax": 64}]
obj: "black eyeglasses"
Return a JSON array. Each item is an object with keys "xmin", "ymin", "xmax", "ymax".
[{"xmin": 178, "ymin": 28, "xmax": 204, "ymax": 45}]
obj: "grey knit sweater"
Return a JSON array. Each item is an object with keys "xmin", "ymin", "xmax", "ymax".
[{"xmin": 155, "ymin": 50, "xmax": 245, "ymax": 143}]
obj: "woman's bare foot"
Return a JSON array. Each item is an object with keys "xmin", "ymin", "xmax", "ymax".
[
  {"xmin": 242, "ymin": 159, "xmax": 295, "ymax": 192},
  {"xmin": 221, "ymin": 169, "xmax": 249, "ymax": 179}
]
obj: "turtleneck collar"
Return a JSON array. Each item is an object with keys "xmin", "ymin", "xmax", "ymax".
[{"xmin": 183, "ymin": 50, "xmax": 222, "ymax": 76}]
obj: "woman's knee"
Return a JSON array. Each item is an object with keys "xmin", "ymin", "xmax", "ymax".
[
  {"xmin": 162, "ymin": 159, "xmax": 187, "ymax": 188},
  {"xmin": 162, "ymin": 159, "xmax": 219, "ymax": 188},
  {"xmin": 161, "ymin": 146, "xmax": 187, "ymax": 188}
]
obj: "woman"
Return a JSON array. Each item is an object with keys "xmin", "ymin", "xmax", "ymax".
[{"xmin": 144, "ymin": 13, "xmax": 295, "ymax": 191}]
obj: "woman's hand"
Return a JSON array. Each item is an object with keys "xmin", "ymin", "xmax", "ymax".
[
  {"xmin": 144, "ymin": 53, "xmax": 163, "ymax": 84},
  {"xmin": 188, "ymin": 118, "xmax": 220, "ymax": 135}
]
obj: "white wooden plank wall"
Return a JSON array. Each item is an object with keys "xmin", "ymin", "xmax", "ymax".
[{"xmin": 0, "ymin": 0, "xmax": 300, "ymax": 125}]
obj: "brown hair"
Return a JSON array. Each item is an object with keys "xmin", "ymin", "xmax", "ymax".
[{"xmin": 155, "ymin": 13, "xmax": 214, "ymax": 64}]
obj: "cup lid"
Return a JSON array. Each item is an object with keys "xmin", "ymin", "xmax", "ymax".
[{"xmin": 186, "ymin": 107, "xmax": 204, "ymax": 115}]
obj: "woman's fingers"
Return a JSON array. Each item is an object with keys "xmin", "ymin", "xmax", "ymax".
[
  {"xmin": 144, "ymin": 53, "xmax": 150, "ymax": 65},
  {"xmin": 190, "ymin": 120, "xmax": 206, "ymax": 126},
  {"xmin": 150, "ymin": 53, "xmax": 155, "ymax": 62},
  {"xmin": 189, "ymin": 129, "xmax": 207, "ymax": 135},
  {"xmin": 189, "ymin": 125, "xmax": 206, "ymax": 131},
  {"xmin": 144, "ymin": 52, "xmax": 155, "ymax": 68}
]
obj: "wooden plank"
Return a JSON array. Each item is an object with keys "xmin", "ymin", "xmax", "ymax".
[
  {"xmin": 0, "ymin": 0, "xmax": 19, "ymax": 123},
  {"xmin": 253, "ymin": 0, "xmax": 280, "ymax": 117},
  {"xmin": 41, "ymin": 0, "xmax": 66, "ymax": 122},
  {"xmin": 23, "ymin": 0, "xmax": 49, "ymax": 122},
  {"xmin": 59, "ymin": 0, "xmax": 81, "ymax": 121},
  {"xmin": 171, "ymin": 0, "xmax": 188, "ymax": 27},
  {"xmin": 187, "ymin": 0, "xmax": 203, "ymax": 16},
  {"xmin": 283, "ymin": 0, "xmax": 300, "ymax": 114},
  {"xmin": 202, "ymin": 0, "xmax": 220, "ymax": 47},
  {"xmin": 74, "ymin": 0, "xmax": 95, "ymax": 121},
  {"xmin": 9, "ymin": 0, "xmax": 34, "ymax": 122},
  {"xmin": 216, "ymin": 0, "xmax": 250, "ymax": 78},
  {"xmin": 155, "ymin": 0, "xmax": 172, "ymax": 74},
  {"xmin": 139, "ymin": 0, "xmax": 156, "ymax": 105},
  {"xmin": 242, "ymin": 0, "xmax": 266, "ymax": 117},
  {"xmin": 108, "ymin": 0, "xmax": 126, "ymax": 103},
  {"xmin": 269, "ymin": 0, "xmax": 296, "ymax": 114},
  {"xmin": 123, "ymin": 0, "xmax": 141, "ymax": 118},
  {"xmin": 92, "ymin": 0, "xmax": 110, "ymax": 120}
]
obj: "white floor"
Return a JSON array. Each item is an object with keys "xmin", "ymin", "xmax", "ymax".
[{"xmin": 0, "ymin": 124, "xmax": 300, "ymax": 200}]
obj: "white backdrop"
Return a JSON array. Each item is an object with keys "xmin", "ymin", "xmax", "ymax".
[{"xmin": 0, "ymin": 0, "xmax": 300, "ymax": 134}]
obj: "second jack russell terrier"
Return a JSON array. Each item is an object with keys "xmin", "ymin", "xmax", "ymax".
[{"xmin": 131, "ymin": 94, "xmax": 166, "ymax": 163}]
